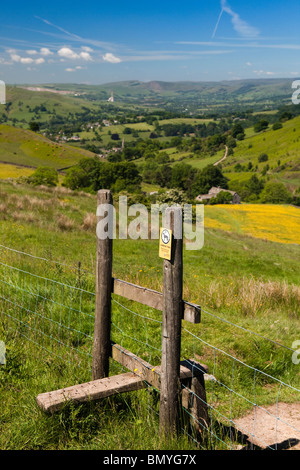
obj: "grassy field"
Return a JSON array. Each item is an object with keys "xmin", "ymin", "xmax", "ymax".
[
  {"xmin": 0, "ymin": 162, "xmax": 35, "ymax": 179},
  {"xmin": 4, "ymin": 86, "xmax": 101, "ymax": 126},
  {"xmin": 204, "ymin": 203, "xmax": 300, "ymax": 245},
  {"xmin": 0, "ymin": 124, "xmax": 94, "ymax": 170},
  {"xmin": 222, "ymin": 115, "xmax": 300, "ymax": 192},
  {"xmin": 1, "ymin": 180, "xmax": 300, "ymax": 450}
]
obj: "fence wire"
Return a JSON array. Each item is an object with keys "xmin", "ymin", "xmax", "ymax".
[{"xmin": 1, "ymin": 245, "xmax": 300, "ymax": 450}]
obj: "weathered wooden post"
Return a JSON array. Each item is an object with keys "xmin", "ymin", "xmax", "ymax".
[
  {"xmin": 159, "ymin": 206, "xmax": 183, "ymax": 437},
  {"xmin": 92, "ymin": 189, "xmax": 113, "ymax": 380}
]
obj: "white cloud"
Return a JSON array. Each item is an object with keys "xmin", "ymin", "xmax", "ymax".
[
  {"xmin": 81, "ymin": 46, "xmax": 93, "ymax": 52},
  {"xmin": 79, "ymin": 51, "xmax": 92, "ymax": 61},
  {"xmin": 253, "ymin": 70, "xmax": 275, "ymax": 76},
  {"xmin": 26, "ymin": 49, "xmax": 38, "ymax": 55},
  {"xmin": 35, "ymin": 57, "xmax": 45, "ymax": 65},
  {"xmin": 58, "ymin": 47, "xmax": 92, "ymax": 61},
  {"xmin": 20, "ymin": 57, "xmax": 34, "ymax": 64},
  {"xmin": 58, "ymin": 47, "xmax": 79, "ymax": 59},
  {"xmin": 11, "ymin": 53, "xmax": 21, "ymax": 62},
  {"xmin": 10, "ymin": 52, "xmax": 45, "ymax": 65},
  {"xmin": 102, "ymin": 53, "xmax": 121, "ymax": 63},
  {"xmin": 40, "ymin": 47, "xmax": 53, "ymax": 56},
  {"xmin": 65, "ymin": 65, "xmax": 86, "ymax": 72}
]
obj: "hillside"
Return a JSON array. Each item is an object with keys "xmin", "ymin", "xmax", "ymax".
[
  {"xmin": 221, "ymin": 115, "xmax": 300, "ymax": 192},
  {"xmin": 39, "ymin": 78, "xmax": 296, "ymax": 111},
  {"xmin": 1, "ymin": 81, "xmax": 299, "ymax": 198},
  {"xmin": 0, "ymin": 124, "xmax": 95, "ymax": 170},
  {"xmin": 4, "ymin": 86, "xmax": 100, "ymax": 125}
]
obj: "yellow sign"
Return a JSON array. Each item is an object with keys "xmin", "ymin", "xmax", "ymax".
[{"xmin": 159, "ymin": 228, "xmax": 172, "ymax": 260}]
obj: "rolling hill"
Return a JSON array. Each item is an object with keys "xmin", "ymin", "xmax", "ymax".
[
  {"xmin": 221, "ymin": 115, "xmax": 300, "ymax": 192},
  {"xmin": 0, "ymin": 124, "xmax": 95, "ymax": 171},
  {"xmin": 37, "ymin": 78, "xmax": 297, "ymax": 111}
]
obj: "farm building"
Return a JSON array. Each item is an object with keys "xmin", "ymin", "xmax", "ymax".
[{"xmin": 196, "ymin": 187, "xmax": 241, "ymax": 204}]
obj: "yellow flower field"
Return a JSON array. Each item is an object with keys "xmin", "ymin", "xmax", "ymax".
[
  {"xmin": 204, "ymin": 204, "xmax": 300, "ymax": 245},
  {"xmin": 0, "ymin": 163, "xmax": 34, "ymax": 179}
]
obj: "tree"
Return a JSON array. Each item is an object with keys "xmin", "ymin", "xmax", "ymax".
[
  {"xmin": 63, "ymin": 158, "xmax": 142, "ymax": 193},
  {"xmin": 245, "ymin": 175, "xmax": 264, "ymax": 197},
  {"xmin": 156, "ymin": 189, "xmax": 188, "ymax": 206},
  {"xmin": 63, "ymin": 166, "xmax": 87, "ymax": 190},
  {"xmin": 231, "ymin": 123, "xmax": 245, "ymax": 139},
  {"xmin": 258, "ymin": 153, "xmax": 268, "ymax": 162},
  {"xmin": 29, "ymin": 121, "xmax": 40, "ymax": 132},
  {"xmin": 27, "ymin": 166, "xmax": 58, "ymax": 187},
  {"xmin": 254, "ymin": 119, "xmax": 269, "ymax": 133},
  {"xmin": 272, "ymin": 122, "xmax": 282, "ymax": 131},
  {"xmin": 191, "ymin": 165, "xmax": 228, "ymax": 198},
  {"xmin": 229, "ymin": 174, "xmax": 265, "ymax": 202},
  {"xmin": 210, "ymin": 191, "xmax": 233, "ymax": 205},
  {"xmin": 260, "ymin": 182, "xmax": 292, "ymax": 204},
  {"xmin": 170, "ymin": 163, "xmax": 195, "ymax": 191},
  {"xmin": 155, "ymin": 164, "xmax": 172, "ymax": 188}
]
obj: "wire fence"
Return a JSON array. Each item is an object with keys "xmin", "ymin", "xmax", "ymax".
[{"xmin": 1, "ymin": 245, "xmax": 300, "ymax": 450}]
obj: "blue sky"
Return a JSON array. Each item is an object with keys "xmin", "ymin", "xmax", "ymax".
[{"xmin": 0, "ymin": 0, "xmax": 299, "ymax": 84}]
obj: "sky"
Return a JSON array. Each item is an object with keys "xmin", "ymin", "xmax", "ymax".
[{"xmin": 0, "ymin": 0, "xmax": 299, "ymax": 85}]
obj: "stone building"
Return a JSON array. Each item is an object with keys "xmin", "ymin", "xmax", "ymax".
[{"xmin": 196, "ymin": 186, "xmax": 241, "ymax": 204}]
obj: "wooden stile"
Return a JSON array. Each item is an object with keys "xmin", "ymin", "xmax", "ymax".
[
  {"xmin": 36, "ymin": 343, "xmax": 209, "ymax": 415},
  {"xmin": 112, "ymin": 278, "xmax": 201, "ymax": 324},
  {"xmin": 36, "ymin": 192, "xmax": 209, "ymax": 441}
]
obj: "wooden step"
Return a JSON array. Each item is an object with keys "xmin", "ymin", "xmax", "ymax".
[
  {"xmin": 36, "ymin": 372, "xmax": 146, "ymax": 413},
  {"xmin": 37, "ymin": 344, "xmax": 209, "ymax": 414}
]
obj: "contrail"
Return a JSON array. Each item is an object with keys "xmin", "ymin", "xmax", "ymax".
[
  {"xmin": 212, "ymin": 7, "xmax": 224, "ymax": 39},
  {"xmin": 212, "ymin": 0, "xmax": 259, "ymax": 39}
]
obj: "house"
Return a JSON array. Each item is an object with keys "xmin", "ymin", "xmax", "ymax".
[{"xmin": 196, "ymin": 187, "xmax": 241, "ymax": 204}]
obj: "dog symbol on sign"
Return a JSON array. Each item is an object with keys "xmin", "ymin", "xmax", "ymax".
[
  {"xmin": 161, "ymin": 229, "xmax": 170, "ymax": 244},
  {"xmin": 159, "ymin": 228, "xmax": 172, "ymax": 260}
]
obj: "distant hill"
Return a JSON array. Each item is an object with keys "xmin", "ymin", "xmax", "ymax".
[
  {"xmin": 3, "ymin": 86, "xmax": 102, "ymax": 126},
  {"xmin": 6, "ymin": 78, "xmax": 297, "ymax": 113},
  {"xmin": 33, "ymin": 78, "xmax": 298, "ymax": 111},
  {"xmin": 0, "ymin": 124, "xmax": 95, "ymax": 170}
]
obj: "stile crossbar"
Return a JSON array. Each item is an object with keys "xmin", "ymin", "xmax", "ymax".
[{"xmin": 36, "ymin": 189, "xmax": 209, "ymax": 440}]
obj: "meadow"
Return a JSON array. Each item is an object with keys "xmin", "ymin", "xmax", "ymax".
[
  {"xmin": 0, "ymin": 124, "xmax": 94, "ymax": 170},
  {"xmin": 1, "ymin": 180, "xmax": 300, "ymax": 449},
  {"xmin": 204, "ymin": 204, "xmax": 300, "ymax": 245},
  {"xmin": 0, "ymin": 162, "xmax": 35, "ymax": 179},
  {"xmin": 222, "ymin": 115, "xmax": 300, "ymax": 192}
]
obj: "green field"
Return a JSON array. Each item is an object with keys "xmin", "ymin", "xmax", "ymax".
[
  {"xmin": 1, "ymin": 180, "xmax": 300, "ymax": 450},
  {"xmin": 0, "ymin": 124, "xmax": 94, "ymax": 170},
  {"xmin": 5, "ymin": 86, "xmax": 101, "ymax": 125},
  {"xmin": 222, "ymin": 116, "xmax": 300, "ymax": 191}
]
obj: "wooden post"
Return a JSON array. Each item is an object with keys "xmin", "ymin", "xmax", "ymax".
[
  {"xmin": 92, "ymin": 189, "xmax": 113, "ymax": 380},
  {"xmin": 191, "ymin": 374, "xmax": 209, "ymax": 437},
  {"xmin": 159, "ymin": 206, "xmax": 183, "ymax": 437}
]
